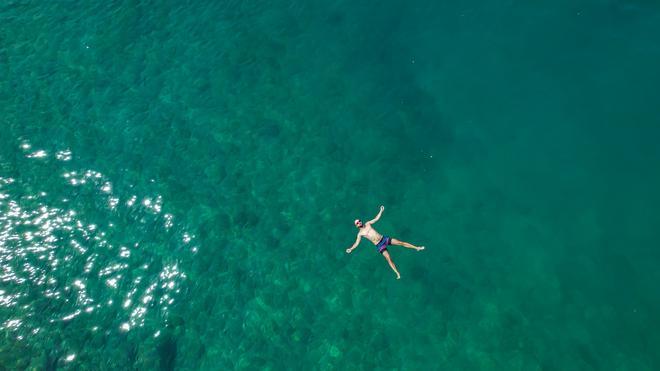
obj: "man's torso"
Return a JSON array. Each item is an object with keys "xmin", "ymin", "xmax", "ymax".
[{"xmin": 359, "ymin": 224, "xmax": 383, "ymax": 245}]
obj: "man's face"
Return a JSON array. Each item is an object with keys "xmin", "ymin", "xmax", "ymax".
[{"xmin": 354, "ymin": 219, "xmax": 363, "ymax": 228}]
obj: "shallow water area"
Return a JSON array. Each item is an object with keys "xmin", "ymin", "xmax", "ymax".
[{"xmin": 2, "ymin": 0, "xmax": 660, "ymax": 369}]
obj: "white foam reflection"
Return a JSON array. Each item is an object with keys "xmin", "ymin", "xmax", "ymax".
[
  {"xmin": 0, "ymin": 143, "xmax": 197, "ymax": 343},
  {"xmin": 27, "ymin": 150, "xmax": 48, "ymax": 159},
  {"xmin": 55, "ymin": 149, "xmax": 72, "ymax": 161}
]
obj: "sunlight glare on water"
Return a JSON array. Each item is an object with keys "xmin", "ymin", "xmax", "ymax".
[{"xmin": 0, "ymin": 140, "xmax": 195, "ymax": 359}]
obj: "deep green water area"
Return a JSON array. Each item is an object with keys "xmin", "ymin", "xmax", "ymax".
[{"xmin": 2, "ymin": 1, "xmax": 660, "ymax": 369}]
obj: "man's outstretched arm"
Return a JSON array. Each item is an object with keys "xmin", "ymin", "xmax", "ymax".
[
  {"xmin": 346, "ymin": 235, "xmax": 361, "ymax": 254},
  {"xmin": 367, "ymin": 205, "xmax": 385, "ymax": 224}
]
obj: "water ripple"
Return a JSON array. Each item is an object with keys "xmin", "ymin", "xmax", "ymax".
[{"xmin": 0, "ymin": 140, "xmax": 196, "ymax": 347}]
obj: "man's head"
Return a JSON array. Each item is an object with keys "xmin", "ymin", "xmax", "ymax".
[{"xmin": 354, "ymin": 219, "xmax": 363, "ymax": 228}]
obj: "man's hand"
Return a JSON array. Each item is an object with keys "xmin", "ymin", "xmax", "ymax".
[
  {"xmin": 347, "ymin": 236, "xmax": 360, "ymax": 254},
  {"xmin": 368, "ymin": 206, "xmax": 385, "ymax": 225}
]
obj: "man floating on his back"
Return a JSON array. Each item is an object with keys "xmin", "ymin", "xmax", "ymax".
[{"xmin": 345, "ymin": 205, "xmax": 425, "ymax": 279}]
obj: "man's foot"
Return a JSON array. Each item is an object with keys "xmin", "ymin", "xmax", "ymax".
[
  {"xmin": 396, "ymin": 273, "xmax": 401, "ymax": 279},
  {"xmin": 415, "ymin": 246, "xmax": 425, "ymax": 251}
]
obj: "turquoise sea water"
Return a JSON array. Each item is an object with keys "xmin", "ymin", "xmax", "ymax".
[{"xmin": 2, "ymin": 1, "xmax": 660, "ymax": 369}]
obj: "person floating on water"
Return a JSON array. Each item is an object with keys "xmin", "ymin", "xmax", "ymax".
[{"xmin": 345, "ymin": 205, "xmax": 425, "ymax": 279}]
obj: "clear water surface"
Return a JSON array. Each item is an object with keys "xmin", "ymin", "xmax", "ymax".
[{"xmin": 1, "ymin": 1, "xmax": 660, "ymax": 369}]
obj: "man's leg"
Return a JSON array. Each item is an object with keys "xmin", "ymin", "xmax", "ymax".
[
  {"xmin": 382, "ymin": 250, "xmax": 401, "ymax": 279},
  {"xmin": 390, "ymin": 238, "xmax": 425, "ymax": 251}
]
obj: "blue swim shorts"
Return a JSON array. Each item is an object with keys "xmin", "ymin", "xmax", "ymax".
[{"xmin": 376, "ymin": 236, "xmax": 391, "ymax": 253}]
